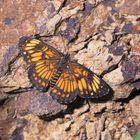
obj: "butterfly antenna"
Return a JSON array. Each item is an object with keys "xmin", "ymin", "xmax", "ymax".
[{"xmin": 34, "ymin": 32, "xmax": 54, "ymax": 40}]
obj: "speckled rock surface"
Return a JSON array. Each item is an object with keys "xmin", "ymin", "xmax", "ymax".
[{"xmin": 0, "ymin": 0, "xmax": 140, "ymax": 140}]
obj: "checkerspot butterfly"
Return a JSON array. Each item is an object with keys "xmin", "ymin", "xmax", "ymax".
[{"xmin": 19, "ymin": 35, "xmax": 109, "ymax": 104}]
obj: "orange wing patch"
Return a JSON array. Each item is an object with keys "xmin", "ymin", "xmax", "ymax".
[
  {"xmin": 28, "ymin": 60, "xmax": 57, "ymax": 91},
  {"xmin": 20, "ymin": 38, "xmax": 42, "ymax": 63},
  {"xmin": 19, "ymin": 36, "xmax": 63, "ymax": 64},
  {"xmin": 70, "ymin": 62, "xmax": 109, "ymax": 98},
  {"xmin": 50, "ymin": 69, "xmax": 78, "ymax": 104}
]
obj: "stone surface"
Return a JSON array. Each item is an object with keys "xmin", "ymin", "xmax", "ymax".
[
  {"xmin": 128, "ymin": 95, "xmax": 140, "ymax": 125},
  {"xmin": 119, "ymin": 0, "xmax": 140, "ymax": 15},
  {"xmin": 0, "ymin": 0, "xmax": 140, "ymax": 140},
  {"xmin": 29, "ymin": 91, "xmax": 67, "ymax": 117}
]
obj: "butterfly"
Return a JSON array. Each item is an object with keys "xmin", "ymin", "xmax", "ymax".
[{"xmin": 19, "ymin": 35, "xmax": 110, "ymax": 104}]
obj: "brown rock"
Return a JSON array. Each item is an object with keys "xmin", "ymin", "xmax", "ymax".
[
  {"xmin": 128, "ymin": 96, "xmax": 140, "ymax": 124},
  {"xmin": 29, "ymin": 91, "xmax": 67, "ymax": 117},
  {"xmin": 1, "ymin": 0, "xmax": 140, "ymax": 139},
  {"xmin": 119, "ymin": 0, "xmax": 140, "ymax": 15},
  {"xmin": 75, "ymin": 4, "xmax": 109, "ymax": 44},
  {"xmin": 90, "ymin": 102, "xmax": 106, "ymax": 114},
  {"xmin": 101, "ymin": 129, "xmax": 112, "ymax": 140},
  {"xmin": 92, "ymin": 116, "xmax": 106, "ymax": 140},
  {"xmin": 104, "ymin": 66, "xmax": 134, "ymax": 99},
  {"xmin": 64, "ymin": 120, "xmax": 73, "ymax": 131},
  {"xmin": 73, "ymin": 102, "xmax": 90, "ymax": 116}
]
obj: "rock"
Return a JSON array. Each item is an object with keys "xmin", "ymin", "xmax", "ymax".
[
  {"xmin": 119, "ymin": 0, "xmax": 140, "ymax": 15},
  {"xmin": 128, "ymin": 96, "xmax": 140, "ymax": 124},
  {"xmin": 86, "ymin": 121, "xmax": 95, "ymax": 139},
  {"xmin": 29, "ymin": 91, "xmax": 67, "ymax": 117},
  {"xmin": 1, "ymin": 0, "xmax": 140, "ymax": 139},
  {"xmin": 79, "ymin": 127, "xmax": 88, "ymax": 140},
  {"xmin": 92, "ymin": 116, "xmax": 106, "ymax": 140},
  {"xmin": 104, "ymin": 66, "xmax": 134, "ymax": 100},
  {"xmin": 64, "ymin": 120, "xmax": 73, "ymax": 131},
  {"xmin": 101, "ymin": 129, "xmax": 112, "ymax": 140},
  {"xmin": 73, "ymin": 102, "xmax": 90, "ymax": 117},
  {"xmin": 127, "ymin": 124, "xmax": 140, "ymax": 138},
  {"xmin": 119, "ymin": 131, "xmax": 132, "ymax": 140},
  {"xmin": 69, "ymin": 42, "xmax": 86, "ymax": 52},
  {"xmin": 46, "ymin": 14, "xmax": 62, "ymax": 34},
  {"xmin": 56, "ymin": 18, "xmax": 80, "ymax": 42},
  {"xmin": 90, "ymin": 102, "xmax": 106, "ymax": 114},
  {"xmin": 75, "ymin": 4, "xmax": 109, "ymax": 44}
]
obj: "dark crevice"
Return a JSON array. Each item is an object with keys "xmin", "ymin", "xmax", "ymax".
[
  {"xmin": 101, "ymin": 54, "xmax": 126, "ymax": 77},
  {"xmin": 114, "ymin": 89, "xmax": 140, "ymax": 103},
  {"xmin": 119, "ymin": 79, "xmax": 135, "ymax": 86},
  {"xmin": 56, "ymin": 0, "xmax": 68, "ymax": 14},
  {"xmin": 37, "ymin": 97, "xmax": 85, "ymax": 121},
  {"xmin": 6, "ymin": 53, "xmax": 20, "ymax": 74},
  {"xmin": 0, "ymin": 98, "xmax": 8, "ymax": 107},
  {"xmin": 94, "ymin": 107, "xmax": 107, "ymax": 118},
  {"xmin": 72, "ymin": 33, "xmax": 97, "ymax": 54},
  {"xmin": 131, "ymin": 78, "xmax": 140, "ymax": 84},
  {"xmin": 39, "ymin": 111, "xmax": 65, "ymax": 121},
  {"xmin": 101, "ymin": 63, "xmax": 119, "ymax": 77},
  {"xmin": 101, "ymin": 43, "xmax": 131, "ymax": 77},
  {"xmin": 0, "ymin": 46, "xmax": 20, "ymax": 78},
  {"xmin": 11, "ymin": 127, "xmax": 24, "ymax": 140},
  {"xmin": 67, "ymin": 24, "xmax": 81, "ymax": 45},
  {"xmin": 10, "ymin": 119, "xmax": 28, "ymax": 140},
  {"xmin": 111, "ymin": 31, "xmax": 128, "ymax": 45},
  {"xmin": 5, "ymin": 87, "xmax": 33, "ymax": 95},
  {"xmin": 0, "ymin": 87, "xmax": 33, "ymax": 106}
]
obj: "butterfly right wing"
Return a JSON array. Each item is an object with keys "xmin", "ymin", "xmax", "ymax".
[
  {"xmin": 70, "ymin": 62, "xmax": 110, "ymax": 99},
  {"xmin": 50, "ymin": 60, "xmax": 110, "ymax": 104}
]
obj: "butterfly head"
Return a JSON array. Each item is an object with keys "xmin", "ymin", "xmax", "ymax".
[
  {"xmin": 57, "ymin": 53, "xmax": 70, "ymax": 69},
  {"xmin": 64, "ymin": 53, "xmax": 70, "ymax": 60},
  {"xmin": 19, "ymin": 36, "xmax": 30, "ymax": 48}
]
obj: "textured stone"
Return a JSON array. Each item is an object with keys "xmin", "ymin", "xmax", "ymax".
[
  {"xmin": 29, "ymin": 91, "xmax": 67, "ymax": 117},
  {"xmin": 128, "ymin": 96, "xmax": 140, "ymax": 124},
  {"xmin": 119, "ymin": 0, "xmax": 140, "ymax": 15},
  {"xmin": 1, "ymin": 0, "xmax": 140, "ymax": 140}
]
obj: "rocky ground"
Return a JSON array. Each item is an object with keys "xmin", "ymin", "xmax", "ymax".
[{"xmin": 0, "ymin": 0, "xmax": 140, "ymax": 140}]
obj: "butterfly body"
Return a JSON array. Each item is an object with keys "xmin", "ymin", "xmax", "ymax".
[
  {"xmin": 19, "ymin": 35, "xmax": 110, "ymax": 104},
  {"xmin": 50, "ymin": 53, "xmax": 70, "ymax": 87}
]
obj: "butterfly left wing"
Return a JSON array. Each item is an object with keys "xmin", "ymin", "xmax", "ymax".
[
  {"xmin": 70, "ymin": 62, "xmax": 110, "ymax": 99},
  {"xmin": 28, "ymin": 59, "xmax": 58, "ymax": 91},
  {"xmin": 18, "ymin": 36, "xmax": 64, "ymax": 91},
  {"xmin": 50, "ymin": 68, "xmax": 79, "ymax": 104}
]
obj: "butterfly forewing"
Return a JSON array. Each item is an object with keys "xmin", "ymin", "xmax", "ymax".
[
  {"xmin": 19, "ymin": 36, "xmax": 63, "ymax": 64},
  {"xmin": 70, "ymin": 62, "xmax": 109, "ymax": 98}
]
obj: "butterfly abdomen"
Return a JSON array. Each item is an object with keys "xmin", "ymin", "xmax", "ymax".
[
  {"xmin": 50, "ymin": 69, "xmax": 62, "ymax": 87},
  {"xmin": 50, "ymin": 54, "xmax": 69, "ymax": 87}
]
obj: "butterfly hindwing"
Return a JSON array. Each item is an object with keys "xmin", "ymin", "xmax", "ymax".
[
  {"xmin": 70, "ymin": 62, "xmax": 109, "ymax": 98},
  {"xmin": 50, "ymin": 68, "xmax": 79, "ymax": 104},
  {"xmin": 28, "ymin": 60, "xmax": 59, "ymax": 91}
]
